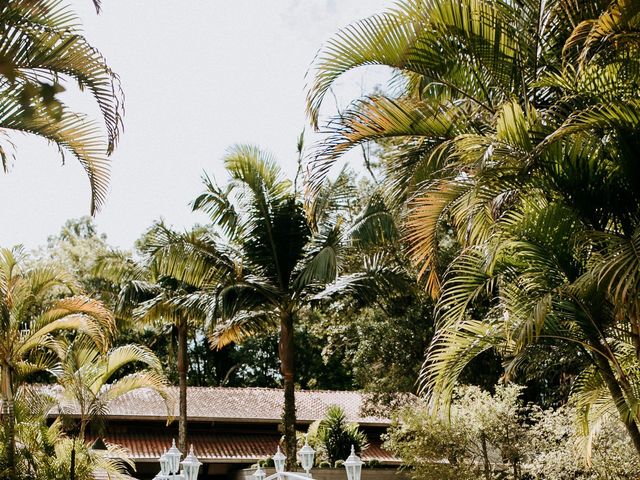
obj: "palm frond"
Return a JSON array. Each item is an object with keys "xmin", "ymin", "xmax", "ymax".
[{"xmin": 209, "ymin": 310, "xmax": 278, "ymax": 349}]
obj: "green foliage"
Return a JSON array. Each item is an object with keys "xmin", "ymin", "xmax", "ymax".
[
  {"xmin": 0, "ymin": 0, "xmax": 124, "ymax": 213},
  {"xmin": 308, "ymin": 405, "xmax": 368, "ymax": 467},
  {"xmin": 307, "ymin": 0, "xmax": 640, "ymax": 454},
  {"xmin": 0, "ymin": 388, "xmax": 132, "ymax": 480},
  {"xmin": 386, "ymin": 385, "xmax": 640, "ymax": 480},
  {"xmin": 527, "ymin": 406, "xmax": 640, "ymax": 480},
  {"xmin": 33, "ymin": 217, "xmax": 120, "ymax": 309},
  {"xmin": 54, "ymin": 338, "xmax": 172, "ymax": 438},
  {"xmin": 385, "ymin": 385, "xmax": 529, "ymax": 480}
]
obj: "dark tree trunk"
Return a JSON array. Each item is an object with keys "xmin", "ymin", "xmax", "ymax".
[
  {"xmin": 70, "ymin": 438, "xmax": 76, "ymax": 480},
  {"xmin": 279, "ymin": 310, "xmax": 297, "ymax": 470},
  {"xmin": 481, "ymin": 432, "xmax": 491, "ymax": 480},
  {"xmin": 177, "ymin": 318, "xmax": 188, "ymax": 453},
  {"xmin": 590, "ymin": 338, "xmax": 640, "ymax": 455},
  {"xmin": 1, "ymin": 363, "xmax": 15, "ymax": 480}
]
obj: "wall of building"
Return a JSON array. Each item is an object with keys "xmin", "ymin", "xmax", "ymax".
[{"xmin": 233, "ymin": 468, "xmax": 409, "ymax": 480}]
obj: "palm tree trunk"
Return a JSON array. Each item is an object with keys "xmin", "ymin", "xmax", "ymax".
[
  {"xmin": 590, "ymin": 340, "xmax": 640, "ymax": 455},
  {"xmin": 279, "ymin": 310, "xmax": 297, "ymax": 470},
  {"xmin": 177, "ymin": 318, "xmax": 188, "ymax": 453},
  {"xmin": 480, "ymin": 432, "xmax": 491, "ymax": 480},
  {"xmin": 1, "ymin": 363, "xmax": 15, "ymax": 480}
]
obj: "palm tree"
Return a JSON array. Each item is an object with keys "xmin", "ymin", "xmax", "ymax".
[
  {"xmin": 0, "ymin": 0, "xmax": 124, "ymax": 213},
  {"xmin": 306, "ymin": 0, "xmax": 640, "ymax": 456},
  {"xmin": 4, "ymin": 386, "xmax": 134, "ymax": 480},
  {"xmin": 148, "ymin": 145, "xmax": 405, "ymax": 468},
  {"xmin": 54, "ymin": 339, "xmax": 173, "ymax": 439},
  {"xmin": 0, "ymin": 247, "xmax": 114, "ymax": 477},
  {"xmin": 93, "ymin": 245, "xmax": 209, "ymax": 454}
]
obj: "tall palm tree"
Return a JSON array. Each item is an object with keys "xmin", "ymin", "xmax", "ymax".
[
  {"xmin": 0, "ymin": 0, "xmax": 124, "ymax": 213},
  {"xmin": 93, "ymin": 245, "xmax": 209, "ymax": 454},
  {"xmin": 148, "ymin": 145, "xmax": 405, "ymax": 468},
  {"xmin": 5, "ymin": 387, "xmax": 134, "ymax": 480},
  {"xmin": 54, "ymin": 339, "xmax": 173, "ymax": 439},
  {"xmin": 306, "ymin": 0, "xmax": 640, "ymax": 455},
  {"xmin": 0, "ymin": 247, "xmax": 114, "ymax": 477}
]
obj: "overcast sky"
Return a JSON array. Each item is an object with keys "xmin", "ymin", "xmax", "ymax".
[{"xmin": 0, "ymin": 0, "xmax": 393, "ymax": 250}]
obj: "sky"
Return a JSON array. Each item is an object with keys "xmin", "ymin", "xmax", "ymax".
[{"xmin": 0, "ymin": 0, "xmax": 394, "ymax": 250}]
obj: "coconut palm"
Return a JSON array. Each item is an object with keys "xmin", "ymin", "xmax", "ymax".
[
  {"xmin": 0, "ymin": 247, "xmax": 114, "ymax": 477},
  {"xmin": 3, "ymin": 386, "xmax": 134, "ymax": 480},
  {"xmin": 145, "ymin": 145, "xmax": 406, "ymax": 467},
  {"xmin": 0, "ymin": 0, "xmax": 124, "ymax": 213},
  {"xmin": 54, "ymin": 339, "xmax": 172, "ymax": 439},
  {"xmin": 93, "ymin": 245, "xmax": 210, "ymax": 454},
  {"xmin": 306, "ymin": 0, "xmax": 640, "ymax": 456}
]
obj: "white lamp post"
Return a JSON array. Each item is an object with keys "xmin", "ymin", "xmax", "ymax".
[
  {"xmin": 154, "ymin": 440, "xmax": 202, "ymax": 480},
  {"xmin": 253, "ymin": 464, "xmax": 266, "ymax": 480},
  {"xmin": 254, "ymin": 443, "xmax": 363, "ymax": 480},
  {"xmin": 344, "ymin": 445, "xmax": 363, "ymax": 480},
  {"xmin": 165, "ymin": 439, "xmax": 182, "ymax": 475},
  {"xmin": 158, "ymin": 453, "xmax": 171, "ymax": 478},
  {"xmin": 273, "ymin": 446, "xmax": 286, "ymax": 474},
  {"xmin": 181, "ymin": 445, "xmax": 202, "ymax": 480},
  {"xmin": 298, "ymin": 436, "xmax": 316, "ymax": 475}
]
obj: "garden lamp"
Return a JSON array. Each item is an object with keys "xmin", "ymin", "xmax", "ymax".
[
  {"xmin": 159, "ymin": 453, "xmax": 171, "ymax": 476},
  {"xmin": 165, "ymin": 439, "xmax": 183, "ymax": 474},
  {"xmin": 273, "ymin": 446, "xmax": 286, "ymax": 474},
  {"xmin": 344, "ymin": 445, "xmax": 363, "ymax": 480},
  {"xmin": 180, "ymin": 445, "xmax": 202, "ymax": 480},
  {"xmin": 253, "ymin": 464, "xmax": 266, "ymax": 480},
  {"xmin": 298, "ymin": 435, "xmax": 315, "ymax": 475}
]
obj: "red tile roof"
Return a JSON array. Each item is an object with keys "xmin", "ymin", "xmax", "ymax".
[
  {"xmin": 87, "ymin": 431, "xmax": 400, "ymax": 465},
  {"xmin": 44, "ymin": 386, "xmax": 392, "ymax": 426},
  {"xmin": 92, "ymin": 470, "xmax": 137, "ymax": 480}
]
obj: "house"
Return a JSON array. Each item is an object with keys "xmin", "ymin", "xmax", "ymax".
[{"xmin": 44, "ymin": 386, "xmax": 404, "ymax": 480}]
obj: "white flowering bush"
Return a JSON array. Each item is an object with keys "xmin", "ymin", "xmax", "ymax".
[
  {"xmin": 385, "ymin": 385, "xmax": 640, "ymax": 480},
  {"xmin": 526, "ymin": 406, "xmax": 640, "ymax": 480}
]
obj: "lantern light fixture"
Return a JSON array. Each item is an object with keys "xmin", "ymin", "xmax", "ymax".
[
  {"xmin": 253, "ymin": 463, "xmax": 267, "ymax": 480},
  {"xmin": 165, "ymin": 439, "xmax": 182, "ymax": 474},
  {"xmin": 273, "ymin": 445, "xmax": 287, "ymax": 474},
  {"xmin": 298, "ymin": 435, "xmax": 316, "ymax": 475},
  {"xmin": 180, "ymin": 445, "xmax": 202, "ymax": 480},
  {"xmin": 344, "ymin": 445, "xmax": 363, "ymax": 480}
]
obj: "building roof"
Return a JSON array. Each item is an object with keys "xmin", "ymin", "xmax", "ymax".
[
  {"xmin": 87, "ymin": 431, "xmax": 400, "ymax": 465},
  {"xmin": 92, "ymin": 470, "xmax": 137, "ymax": 480},
  {"xmin": 44, "ymin": 386, "xmax": 393, "ymax": 427}
]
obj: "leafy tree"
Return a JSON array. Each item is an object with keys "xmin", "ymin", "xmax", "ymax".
[
  {"xmin": 33, "ymin": 217, "xmax": 118, "ymax": 307},
  {"xmin": 93, "ymin": 240, "xmax": 209, "ymax": 454},
  {"xmin": 306, "ymin": 0, "xmax": 640, "ymax": 453},
  {"xmin": 0, "ymin": 388, "xmax": 133, "ymax": 480},
  {"xmin": 385, "ymin": 385, "xmax": 530, "ymax": 480},
  {"xmin": 0, "ymin": 247, "xmax": 114, "ymax": 478},
  {"xmin": 527, "ymin": 406, "xmax": 640, "ymax": 480},
  {"xmin": 225, "ymin": 322, "xmax": 354, "ymax": 390},
  {"xmin": 54, "ymin": 339, "xmax": 172, "ymax": 438},
  {"xmin": 0, "ymin": 0, "xmax": 124, "ymax": 213},
  {"xmin": 309, "ymin": 405, "xmax": 368, "ymax": 468},
  {"xmin": 149, "ymin": 145, "xmax": 405, "ymax": 467}
]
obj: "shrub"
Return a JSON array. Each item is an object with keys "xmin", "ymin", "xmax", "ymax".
[
  {"xmin": 306, "ymin": 405, "xmax": 368, "ymax": 467},
  {"xmin": 384, "ymin": 384, "xmax": 640, "ymax": 480}
]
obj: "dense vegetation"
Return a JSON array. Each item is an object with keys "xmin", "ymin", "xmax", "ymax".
[{"xmin": 1, "ymin": 0, "xmax": 640, "ymax": 479}]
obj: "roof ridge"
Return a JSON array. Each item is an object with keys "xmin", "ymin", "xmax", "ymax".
[{"xmin": 171, "ymin": 385, "xmax": 367, "ymax": 394}]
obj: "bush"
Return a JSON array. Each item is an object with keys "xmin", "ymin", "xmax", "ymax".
[
  {"xmin": 384, "ymin": 384, "xmax": 640, "ymax": 480},
  {"xmin": 526, "ymin": 406, "xmax": 640, "ymax": 479},
  {"xmin": 385, "ymin": 385, "xmax": 530, "ymax": 480},
  {"xmin": 304, "ymin": 405, "xmax": 368, "ymax": 467}
]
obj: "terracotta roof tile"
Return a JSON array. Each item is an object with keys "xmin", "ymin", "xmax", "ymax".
[
  {"xmin": 92, "ymin": 469, "xmax": 137, "ymax": 480},
  {"xmin": 87, "ymin": 431, "xmax": 401, "ymax": 465},
  {"xmin": 43, "ymin": 386, "xmax": 392, "ymax": 426}
]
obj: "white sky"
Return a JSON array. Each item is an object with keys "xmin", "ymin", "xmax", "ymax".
[{"xmin": 0, "ymin": 0, "xmax": 394, "ymax": 249}]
